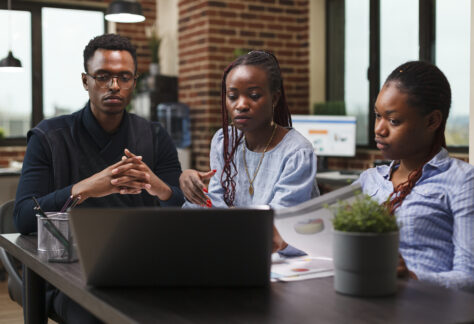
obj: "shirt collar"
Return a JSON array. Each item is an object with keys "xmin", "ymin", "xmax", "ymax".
[
  {"xmin": 424, "ymin": 147, "xmax": 449, "ymax": 167},
  {"xmin": 82, "ymin": 101, "xmax": 129, "ymax": 150},
  {"xmin": 378, "ymin": 147, "xmax": 449, "ymax": 180}
]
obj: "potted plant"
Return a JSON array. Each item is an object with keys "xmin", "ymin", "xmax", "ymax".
[
  {"xmin": 331, "ymin": 194, "xmax": 399, "ymax": 296},
  {"xmin": 146, "ymin": 23, "xmax": 161, "ymax": 75}
]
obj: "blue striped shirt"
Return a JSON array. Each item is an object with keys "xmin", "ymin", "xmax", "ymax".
[{"xmin": 357, "ymin": 148, "xmax": 474, "ymax": 290}]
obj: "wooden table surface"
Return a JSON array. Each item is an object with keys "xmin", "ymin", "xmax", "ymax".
[{"xmin": 1, "ymin": 233, "xmax": 474, "ymax": 324}]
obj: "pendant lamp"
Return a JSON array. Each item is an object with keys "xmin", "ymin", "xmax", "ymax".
[
  {"xmin": 105, "ymin": 0, "xmax": 146, "ymax": 23},
  {"xmin": 0, "ymin": 0, "xmax": 22, "ymax": 71}
]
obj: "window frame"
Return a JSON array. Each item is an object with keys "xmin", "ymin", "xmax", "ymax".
[
  {"xmin": 327, "ymin": 0, "xmax": 468, "ymax": 153},
  {"xmin": 0, "ymin": 0, "xmax": 107, "ymax": 146}
]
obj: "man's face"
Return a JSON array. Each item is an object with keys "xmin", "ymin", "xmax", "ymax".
[{"xmin": 82, "ymin": 49, "xmax": 136, "ymax": 116}]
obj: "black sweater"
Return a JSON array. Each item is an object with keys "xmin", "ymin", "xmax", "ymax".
[{"xmin": 14, "ymin": 102, "xmax": 184, "ymax": 234}]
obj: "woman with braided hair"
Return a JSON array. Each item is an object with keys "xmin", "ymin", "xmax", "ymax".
[
  {"xmin": 180, "ymin": 50, "xmax": 319, "ymax": 253},
  {"xmin": 357, "ymin": 61, "xmax": 474, "ymax": 290}
]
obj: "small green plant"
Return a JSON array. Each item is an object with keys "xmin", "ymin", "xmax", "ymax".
[
  {"xmin": 312, "ymin": 101, "xmax": 346, "ymax": 115},
  {"xmin": 146, "ymin": 23, "xmax": 161, "ymax": 64},
  {"xmin": 0, "ymin": 127, "xmax": 4, "ymax": 140},
  {"xmin": 331, "ymin": 194, "xmax": 398, "ymax": 233},
  {"xmin": 233, "ymin": 48, "xmax": 249, "ymax": 59}
]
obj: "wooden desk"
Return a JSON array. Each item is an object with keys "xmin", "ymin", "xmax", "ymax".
[{"xmin": 1, "ymin": 233, "xmax": 474, "ymax": 324}]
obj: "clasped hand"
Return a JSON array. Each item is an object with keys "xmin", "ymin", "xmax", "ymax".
[{"xmin": 72, "ymin": 148, "xmax": 170, "ymax": 203}]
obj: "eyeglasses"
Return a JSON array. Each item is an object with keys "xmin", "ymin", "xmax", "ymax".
[{"xmin": 84, "ymin": 72, "xmax": 137, "ymax": 89}]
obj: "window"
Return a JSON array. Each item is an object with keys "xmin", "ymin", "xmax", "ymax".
[
  {"xmin": 436, "ymin": 0, "xmax": 470, "ymax": 147},
  {"xmin": 344, "ymin": 0, "xmax": 370, "ymax": 145},
  {"xmin": 328, "ymin": 0, "xmax": 469, "ymax": 151},
  {"xmin": 0, "ymin": 10, "xmax": 32, "ymax": 138},
  {"xmin": 379, "ymin": 0, "xmax": 418, "ymax": 84},
  {"xmin": 42, "ymin": 8, "xmax": 104, "ymax": 119},
  {"xmin": 0, "ymin": 2, "xmax": 105, "ymax": 144}
]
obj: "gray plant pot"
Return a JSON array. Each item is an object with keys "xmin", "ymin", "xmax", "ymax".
[{"xmin": 333, "ymin": 230, "xmax": 399, "ymax": 296}]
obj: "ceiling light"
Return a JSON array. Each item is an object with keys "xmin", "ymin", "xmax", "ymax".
[
  {"xmin": 105, "ymin": 0, "xmax": 145, "ymax": 23},
  {"xmin": 0, "ymin": 51, "xmax": 22, "ymax": 71}
]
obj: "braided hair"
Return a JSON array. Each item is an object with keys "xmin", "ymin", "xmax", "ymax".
[
  {"xmin": 384, "ymin": 61, "xmax": 451, "ymax": 213},
  {"xmin": 220, "ymin": 50, "xmax": 292, "ymax": 206}
]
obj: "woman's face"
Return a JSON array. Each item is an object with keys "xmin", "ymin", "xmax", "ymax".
[
  {"xmin": 374, "ymin": 82, "xmax": 436, "ymax": 161},
  {"xmin": 225, "ymin": 65, "xmax": 278, "ymax": 133}
]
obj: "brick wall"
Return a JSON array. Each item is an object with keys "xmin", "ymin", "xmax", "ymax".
[
  {"xmin": 178, "ymin": 0, "xmax": 310, "ymax": 170},
  {"xmin": 108, "ymin": 0, "xmax": 157, "ymax": 74}
]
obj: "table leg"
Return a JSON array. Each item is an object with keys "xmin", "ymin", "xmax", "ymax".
[{"xmin": 23, "ymin": 266, "xmax": 46, "ymax": 324}]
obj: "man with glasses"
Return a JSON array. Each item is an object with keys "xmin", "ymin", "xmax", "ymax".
[{"xmin": 13, "ymin": 34, "xmax": 184, "ymax": 323}]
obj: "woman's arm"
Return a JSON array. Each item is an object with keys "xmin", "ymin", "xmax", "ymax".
[
  {"xmin": 415, "ymin": 173, "xmax": 474, "ymax": 290},
  {"xmin": 182, "ymin": 129, "xmax": 228, "ymax": 208},
  {"xmin": 269, "ymin": 148, "xmax": 318, "ymax": 209}
]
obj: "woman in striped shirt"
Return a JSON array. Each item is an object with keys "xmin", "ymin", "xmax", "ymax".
[{"xmin": 357, "ymin": 61, "xmax": 474, "ymax": 290}]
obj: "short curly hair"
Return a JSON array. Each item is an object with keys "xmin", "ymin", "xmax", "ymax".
[{"xmin": 83, "ymin": 33, "xmax": 137, "ymax": 73}]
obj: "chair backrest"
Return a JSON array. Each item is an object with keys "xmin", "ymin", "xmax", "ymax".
[
  {"xmin": 0, "ymin": 200, "xmax": 16, "ymax": 233},
  {"xmin": 0, "ymin": 199, "xmax": 22, "ymax": 306}
]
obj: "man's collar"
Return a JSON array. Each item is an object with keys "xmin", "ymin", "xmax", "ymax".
[{"xmin": 82, "ymin": 101, "xmax": 128, "ymax": 150}]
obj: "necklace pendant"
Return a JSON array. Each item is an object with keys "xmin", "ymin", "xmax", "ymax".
[{"xmin": 249, "ymin": 185, "xmax": 254, "ymax": 196}]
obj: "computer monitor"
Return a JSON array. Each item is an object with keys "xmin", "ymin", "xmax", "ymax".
[{"xmin": 291, "ymin": 115, "xmax": 357, "ymax": 157}]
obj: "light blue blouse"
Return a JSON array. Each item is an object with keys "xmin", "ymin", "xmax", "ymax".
[
  {"xmin": 357, "ymin": 148, "xmax": 474, "ymax": 290},
  {"xmin": 184, "ymin": 127, "xmax": 319, "ymax": 208}
]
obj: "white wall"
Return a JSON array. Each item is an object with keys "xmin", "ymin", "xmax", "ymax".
[
  {"xmin": 107, "ymin": 21, "xmax": 116, "ymax": 34},
  {"xmin": 157, "ymin": 0, "xmax": 179, "ymax": 76},
  {"xmin": 310, "ymin": 0, "xmax": 326, "ymax": 112}
]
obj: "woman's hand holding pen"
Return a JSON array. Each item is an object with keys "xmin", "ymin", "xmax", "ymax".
[
  {"xmin": 111, "ymin": 149, "xmax": 173, "ymax": 201},
  {"xmin": 179, "ymin": 169, "xmax": 216, "ymax": 206},
  {"xmin": 272, "ymin": 225, "xmax": 288, "ymax": 253},
  {"xmin": 71, "ymin": 156, "xmax": 142, "ymax": 203}
]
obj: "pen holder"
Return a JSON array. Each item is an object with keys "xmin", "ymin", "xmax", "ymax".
[{"xmin": 36, "ymin": 212, "xmax": 77, "ymax": 263}]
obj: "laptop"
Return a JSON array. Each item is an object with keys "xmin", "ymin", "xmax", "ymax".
[{"xmin": 69, "ymin": 207, "xmax": 273, "ymax": 287}]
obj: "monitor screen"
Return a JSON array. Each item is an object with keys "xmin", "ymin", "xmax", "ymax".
[{"xmin": 291, "ymin": 115, "xmax": 357, "ymax": 157}]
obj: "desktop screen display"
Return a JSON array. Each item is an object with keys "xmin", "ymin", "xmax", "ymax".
[{"xmin": 291, "ymin": 115, "xmax": 357, "ymax": 157}]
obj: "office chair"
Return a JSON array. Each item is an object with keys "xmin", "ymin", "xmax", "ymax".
[{"xmin": 0, "ymin": 199, "xmax": 23, "ymax": 306}]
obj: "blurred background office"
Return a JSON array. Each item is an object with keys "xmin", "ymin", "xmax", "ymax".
[
  {"xmin": 0, "ymin": 0, "xmax": 472, "ymax": 196},
  {"xmin": 0, "ymin": 0, "xmax": 474, "ymax": 321}
]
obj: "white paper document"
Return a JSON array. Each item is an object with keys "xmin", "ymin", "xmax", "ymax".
[
  {"xmin": 271, "ymin": 184, "xmax": 361, "ymax": 281},
  {"xmin": 271, "ymin": 255, "xmax": 334, "ymax": 282}
]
